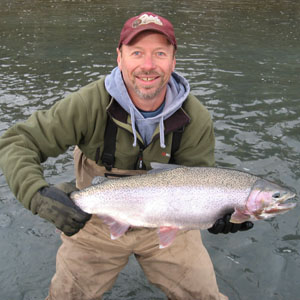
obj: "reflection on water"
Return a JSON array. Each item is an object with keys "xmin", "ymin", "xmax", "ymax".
[{"xmin": 0, "ymin": 1, "xmax": 300, "ymax": 299}]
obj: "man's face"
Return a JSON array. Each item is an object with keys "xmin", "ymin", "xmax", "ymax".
[{"xmin": 117, "ymin": 31, "xmax": 176, "ymax": 109}]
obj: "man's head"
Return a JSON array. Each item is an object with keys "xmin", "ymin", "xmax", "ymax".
[{"xmin": 117, "ymin": 12, "xmax": 177, "ymax": 110}]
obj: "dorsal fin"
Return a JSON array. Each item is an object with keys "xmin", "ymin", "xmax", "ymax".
[{"xmin": 149, "ymin": 162, "xmax": 181, "ymax": 174}]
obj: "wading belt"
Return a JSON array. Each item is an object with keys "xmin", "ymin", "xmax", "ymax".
[{"xmin": 96, "ymin": 117, "xmax": 183, "ymax": 172}]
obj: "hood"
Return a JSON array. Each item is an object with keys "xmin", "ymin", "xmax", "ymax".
[{"xmin": 105, "ymin": 67, "xmax": 190, "ymax": 148}]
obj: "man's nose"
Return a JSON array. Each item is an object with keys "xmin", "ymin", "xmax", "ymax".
[{"xmin": 141, "ymin": 54, "xmax": 156, "ymax": 70}]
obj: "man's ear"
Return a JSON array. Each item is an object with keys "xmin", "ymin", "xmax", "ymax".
[
  {"xmin": 172, "ymin": 56, "xmax": 176, "ymax": 72},
  {"xmin": 117, "ymin": 48, "xmax": 122, "ymax": 70}
]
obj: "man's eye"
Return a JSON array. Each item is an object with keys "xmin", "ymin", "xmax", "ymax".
[
  {"xmin": 157, "ymin": 52, "xmax": 166, "ymax": 56},
  {"xmin": 132, "ymin": 51, "xmax": 141, "ymax": 56}
]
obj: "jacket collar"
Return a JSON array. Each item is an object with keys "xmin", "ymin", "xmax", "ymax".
[{"xmin": 107, "ymin": 98, "xmax": 190, "ymax": 135}]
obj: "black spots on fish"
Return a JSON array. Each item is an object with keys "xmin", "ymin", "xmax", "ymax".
[{"xmin": 187, "ymin": 167, "xmax": 258, "ymax": 190}]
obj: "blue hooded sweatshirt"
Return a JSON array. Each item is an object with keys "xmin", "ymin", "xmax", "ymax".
[{"xmin": 105, "ymin": 67, "xmax": 190, "ymax": 148}]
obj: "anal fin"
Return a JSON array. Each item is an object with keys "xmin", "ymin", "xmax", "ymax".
[{"xmin": 158, "ymin": 226, "xmax": 179, "ymax": 249}]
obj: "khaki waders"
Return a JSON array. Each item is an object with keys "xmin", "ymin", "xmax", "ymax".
[{"xmin": 46, "ymin": 148, "xmax": 228, "ymax": 300}]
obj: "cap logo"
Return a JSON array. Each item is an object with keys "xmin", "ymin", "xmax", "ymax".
[{"xmin": 132, "ymin": 13, "xmax": 163, "ymax": 28}]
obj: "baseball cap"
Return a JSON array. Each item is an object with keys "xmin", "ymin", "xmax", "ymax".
[{"xmin": 118, "ymin": 12, "xmax": 177, "ymax": 49}]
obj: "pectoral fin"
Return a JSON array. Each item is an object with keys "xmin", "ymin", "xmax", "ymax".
[
  {"xmin": 97, "ymin": 215, "xmax": 130, "ymax": 239},
  {"xmin": 230, "ymin": 208, "xmax": 251, "ymax": 224}
]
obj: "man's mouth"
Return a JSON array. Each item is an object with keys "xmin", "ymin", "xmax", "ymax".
[
  {"xmin": 140, "ymin": 77, "xmax": 155, "ymax": 82},
  {"xmin": 137, "ymin": 76, "xmax": 159, "ymax": 83},
  {"xmin": 135, "ymin": 72, "xmax": 160, "ymax": 84}
]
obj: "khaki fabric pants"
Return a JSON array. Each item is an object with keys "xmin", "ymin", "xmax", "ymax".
[
  {"xmin": 46, "ymin": 148, "xmax": 228, "ymax": 300},
  {"xmin": 47, "ymin": 217, "xmax": 227, "ymax": 300}
]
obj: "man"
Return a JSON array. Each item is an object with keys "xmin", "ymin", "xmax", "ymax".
[{"xmin": 0, "ymin": 12, "xmax": 252, "ymax": 300}]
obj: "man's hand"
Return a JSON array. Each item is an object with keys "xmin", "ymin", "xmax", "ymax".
[
  {"xmin": 31, "ymin": 182, "xmax": 91, "ymax": 236},
  {"xmin": 208, "ymin": 213, "xmax": 253, "ymax": 234}
]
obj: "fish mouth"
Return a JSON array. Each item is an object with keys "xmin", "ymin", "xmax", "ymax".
[{"xmin": 264, "ymin": 192, "xmax": 297, "ymax": 215}]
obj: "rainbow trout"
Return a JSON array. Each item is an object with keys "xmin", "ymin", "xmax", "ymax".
[{"xmin": 70, "ymin": 163, "xmax": 297, "ymax": 248}]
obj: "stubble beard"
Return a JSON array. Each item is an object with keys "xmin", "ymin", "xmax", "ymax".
[{"xmin": 133, "ymin": 72, "xmax": 165, "ymax": 100}]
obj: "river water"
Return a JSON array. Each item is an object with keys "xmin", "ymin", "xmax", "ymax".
[{"xmin": 0, "ymin": 0, "xmax": 299, "ymax": 299}]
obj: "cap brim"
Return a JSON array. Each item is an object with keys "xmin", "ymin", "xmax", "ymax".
[{"xmin": 119, "ymin": 27, "xmax": 176, "ymax": 49}]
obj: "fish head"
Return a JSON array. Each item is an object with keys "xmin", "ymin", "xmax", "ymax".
[
  {"xmin": 230, "ymin": 179, "xmax": 297, "ymax": 224},
  {"xmin": 246, "ymin": 179, "xmax": 297, "ymax": 220}
]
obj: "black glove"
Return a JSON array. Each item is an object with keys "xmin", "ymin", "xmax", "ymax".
[
  {"xmin": 208, "ymin": 213, "xmax": 253, "ymax": 234},
  {"xmin": 31, "ymin": 182, "xmax": 91, "ymax": 236}
]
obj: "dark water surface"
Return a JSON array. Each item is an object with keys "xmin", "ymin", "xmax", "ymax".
[{"xmin": 0, "ymin": 1, "xmax": 299, "ymax": 299}]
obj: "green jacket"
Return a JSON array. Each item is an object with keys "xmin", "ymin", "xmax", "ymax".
[{"xmin": 0, "ymin": 77, "xmax": 215, "ymax": 211}]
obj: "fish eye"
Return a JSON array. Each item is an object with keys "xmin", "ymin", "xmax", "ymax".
[{"xmin": 272, "ymin": 192, "xmax": 281, "ymax": 198}]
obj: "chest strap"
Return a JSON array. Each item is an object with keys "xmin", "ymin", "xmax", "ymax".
[
  {"xmin": 97, "ymin": 117, "xmax": 183, "ymax": 171},
  {"xmin": 169, "ymin": 126, "xmax": 184, "ymax": 164},
  {"xmin": 99, "ymin": 117, "xmax": 117, "ymax": 171}
]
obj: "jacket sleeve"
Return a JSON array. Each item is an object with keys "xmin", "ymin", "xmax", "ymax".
[
  {"xmin": 174, "ymin": 96, "xmax": 215, "ymax": 167},
  {"xmin": 0, "ymin": 92, "xmax": 91, "ymax": 210}
]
